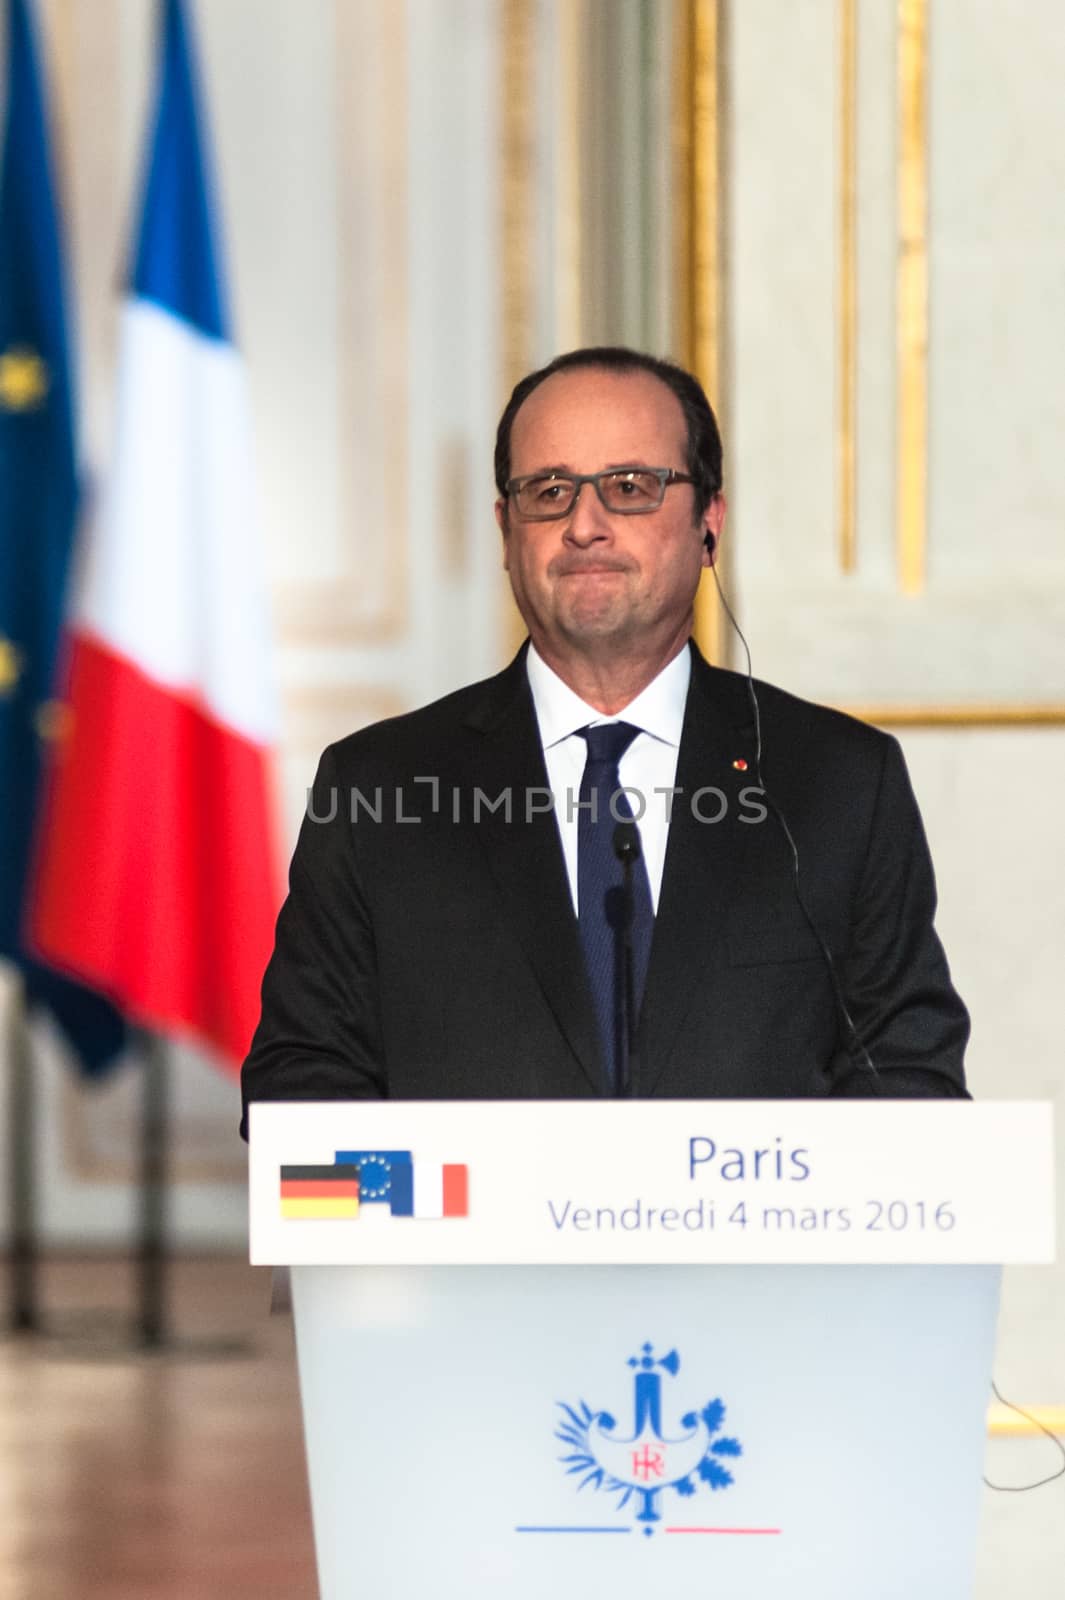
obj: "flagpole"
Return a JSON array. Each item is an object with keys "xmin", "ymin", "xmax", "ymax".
[
  {"xmin": 136, "ymin": 1026, "xmax": 170, "ymax": 1347},
  {"xmin": 6, "ymin": 978, "xmax": 39, "ymax": 1333},
  {"xmin": 4, "ymin": 1020, "xmax": 244, "ymax": 1362}
]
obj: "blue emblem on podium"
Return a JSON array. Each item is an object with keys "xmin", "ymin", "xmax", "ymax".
[{"xmin": 555, "ymin": 1343, "xmax": 743, "ymax": 1525}]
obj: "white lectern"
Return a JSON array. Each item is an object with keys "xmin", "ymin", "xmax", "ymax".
[{"xmin": 249, "ymin": 1100, "xmax": 1054, "ymax": 1600}]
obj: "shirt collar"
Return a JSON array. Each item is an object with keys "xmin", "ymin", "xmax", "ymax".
[{"xmin": 526, "ymin": 641, "xmax": 691, "ymax": 751}]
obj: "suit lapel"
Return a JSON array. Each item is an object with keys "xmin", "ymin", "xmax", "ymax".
[
  {"xmin": 461, "ymin": 651, "xmax": 604, "ymax": 1093},
  {"xmin": 638, "ymin": 649, "xmax": 758, "ymax": 1093}
]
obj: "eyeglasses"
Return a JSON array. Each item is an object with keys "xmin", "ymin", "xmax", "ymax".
[{"xmin": 506, "ymin": 467, "xmax": 695, "ymax": 520}]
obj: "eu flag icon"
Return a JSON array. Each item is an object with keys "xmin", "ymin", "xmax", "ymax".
[{"xmin": 335, "ymin": 1150, "xmax": 413, "ymax": 1206}]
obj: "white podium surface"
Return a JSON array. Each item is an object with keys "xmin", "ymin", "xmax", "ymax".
[
  {"xmin": 250, "ymin": 1100, "xmax": 1053, "ymax": 1266},
  {"xmin": 248, "ymin": 1102, "xmax": 1054, "ymax": 1600}
]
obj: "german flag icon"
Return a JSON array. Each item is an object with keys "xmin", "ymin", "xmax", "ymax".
[{"xmin": 279, "ymin": 1164, "xmax": 360, "ymax": 1220}]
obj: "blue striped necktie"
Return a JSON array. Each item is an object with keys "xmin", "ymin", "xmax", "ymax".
[{"xmin": 577, "ymin": 722, "xmax": 654, "ymax": 1092}]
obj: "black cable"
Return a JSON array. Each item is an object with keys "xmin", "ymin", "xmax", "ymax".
[
  {"xmin": 710, "ymin": 564, "xmax": 879, "ymax": 1085},
  {"xmin": 983, "ymin": 1382, "xmax": 1065, "ymax": 1493},
  {"xmin": 710, "ymin": 563, "xmax": 1062, "ymax": 1496}
]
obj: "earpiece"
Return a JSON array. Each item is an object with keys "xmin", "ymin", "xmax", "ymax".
[{"xmin": 704, "ymin": 530, "xmax": 717, "ymax": 557}]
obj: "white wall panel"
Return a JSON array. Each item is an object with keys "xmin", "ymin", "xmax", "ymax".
[
  {"xmin": 1, "ymin": 0, "xmax": 505, "ymax": 1248},
  {"xmin": 726, "ymin": 0, "xmax": 1065, "ymax": 1519},
  {"xmin": 729, "ymin": 0, "xmax": 1065, "ymax": 703}
]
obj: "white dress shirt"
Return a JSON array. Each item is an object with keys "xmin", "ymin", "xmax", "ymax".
[{"xmin": 525, "ymin": 642, "xmax": 691, "ymax": 914}]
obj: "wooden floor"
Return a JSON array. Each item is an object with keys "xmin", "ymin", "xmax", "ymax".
[
  {"xmin": 0, "ymin": 1258, "xmax": 316, "ymax": 1600},
  {"xmin": 2, "ymin": 1258, "xmax": 1062, "ymax": 1599}
]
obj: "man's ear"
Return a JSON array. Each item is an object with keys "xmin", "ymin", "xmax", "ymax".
[{"xmin": 702, "ymin": 492, "xmax": 727, "ymax": 566}]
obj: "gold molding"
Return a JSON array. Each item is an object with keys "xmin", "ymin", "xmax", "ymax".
[
  {"xmin": 554, "ymin": 0, "xmax": 583, "ymax": 351},
  {"xmin": 675, "ymin": 0, "xmax": 727, "ymax": 666},
  {"xmin": 841, "ymin": 703, "xmax": 1065, "ymax": 729},
  {"xmin": 671, "ymin": 5, "xmax": 693, "ymax": 364},
  {"xmin": 838, "ymin": 0, "xmax": 857, "ymax": 574},
  {"xmin": 500, "ymin": 0, "xmax": 536, "ymax": 397},
  {"xmin": 276, "ymin": 0, "xmax": 409, "ymax": 647},
  {"xmin": 988, "ymin": 1403, "xmax": 1065, "ymax": 1439},
  {"xmin": 897, "ymin": 0, "xmax": 928, "ymax": 596},
  {"xmin": 501, "ymin": 0, "xmax": 537, "ymax": 656}
]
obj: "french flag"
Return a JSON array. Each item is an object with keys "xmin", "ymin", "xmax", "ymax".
[
  {"xmin": 389, "ymin": 1163, "xmax": 469, "ymax": 1219},
  {"xmin": 30, "ymin": 0, "xmax": 282, "ymax": 1069}
]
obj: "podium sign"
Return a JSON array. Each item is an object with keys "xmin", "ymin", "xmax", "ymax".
[
  {"xmin": 249, "ymin": 1100, "xmax": 1053, "ymax": 1265},
  {"xmin": 249, "ymin": 1102, "xmax": 1054, "ymax": 1600}
]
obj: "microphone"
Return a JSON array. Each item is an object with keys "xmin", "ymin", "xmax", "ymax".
[
  {"xmin": 613, "ymin": 819, "xmax": 640, "ymax": 868},
  {"xmin": 613, "ymin": 822, "xmax": 642, "ymax": 1097}
]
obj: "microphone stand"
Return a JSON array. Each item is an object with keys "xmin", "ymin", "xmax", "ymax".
[{"xmin": 613, "ymin": 823, "xmax": 641, "ymax": 1098}]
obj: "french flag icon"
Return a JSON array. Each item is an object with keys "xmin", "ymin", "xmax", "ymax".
[{"xmin": 390, "ymin": 1162, "xmax": 468, "ymax": 1219}]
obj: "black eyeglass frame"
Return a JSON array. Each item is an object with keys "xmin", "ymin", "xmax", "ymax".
[{"xmin": 505, "ymin": 466, "xmax": 696, "ymax": 520}]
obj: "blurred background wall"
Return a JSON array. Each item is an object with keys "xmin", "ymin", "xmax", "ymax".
[{"xmin": 0, "ymin": 0, "xmax": 1062, "ymax": 1400}]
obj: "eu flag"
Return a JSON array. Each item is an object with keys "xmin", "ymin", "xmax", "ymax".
[
  {"xmin": 0, "ymin": 0, "xmax": 125, "ymax": 1073},
  {"xmin": 335, "ymin": 1151, "xmax": 413, "ymax": 1206}
]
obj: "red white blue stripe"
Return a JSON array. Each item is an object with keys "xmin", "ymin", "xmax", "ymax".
[{"xmin": 31, "ymin": 0, "xmax": 281, "ymax": 1068}]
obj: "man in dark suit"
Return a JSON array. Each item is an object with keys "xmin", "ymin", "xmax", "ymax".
[{"xmin": 240, "ymin": 348, "xmax": 967, "ymax": 1133}]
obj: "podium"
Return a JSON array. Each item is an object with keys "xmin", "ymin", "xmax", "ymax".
[{"xmin": 249, "ymin": 1100, "xmax": 1054, "ymax": 1600}]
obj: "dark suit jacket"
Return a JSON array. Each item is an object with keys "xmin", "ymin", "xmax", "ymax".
[{"xmin": 240, "ymin": 644, "xmax": 968, "ymax": 1133}]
